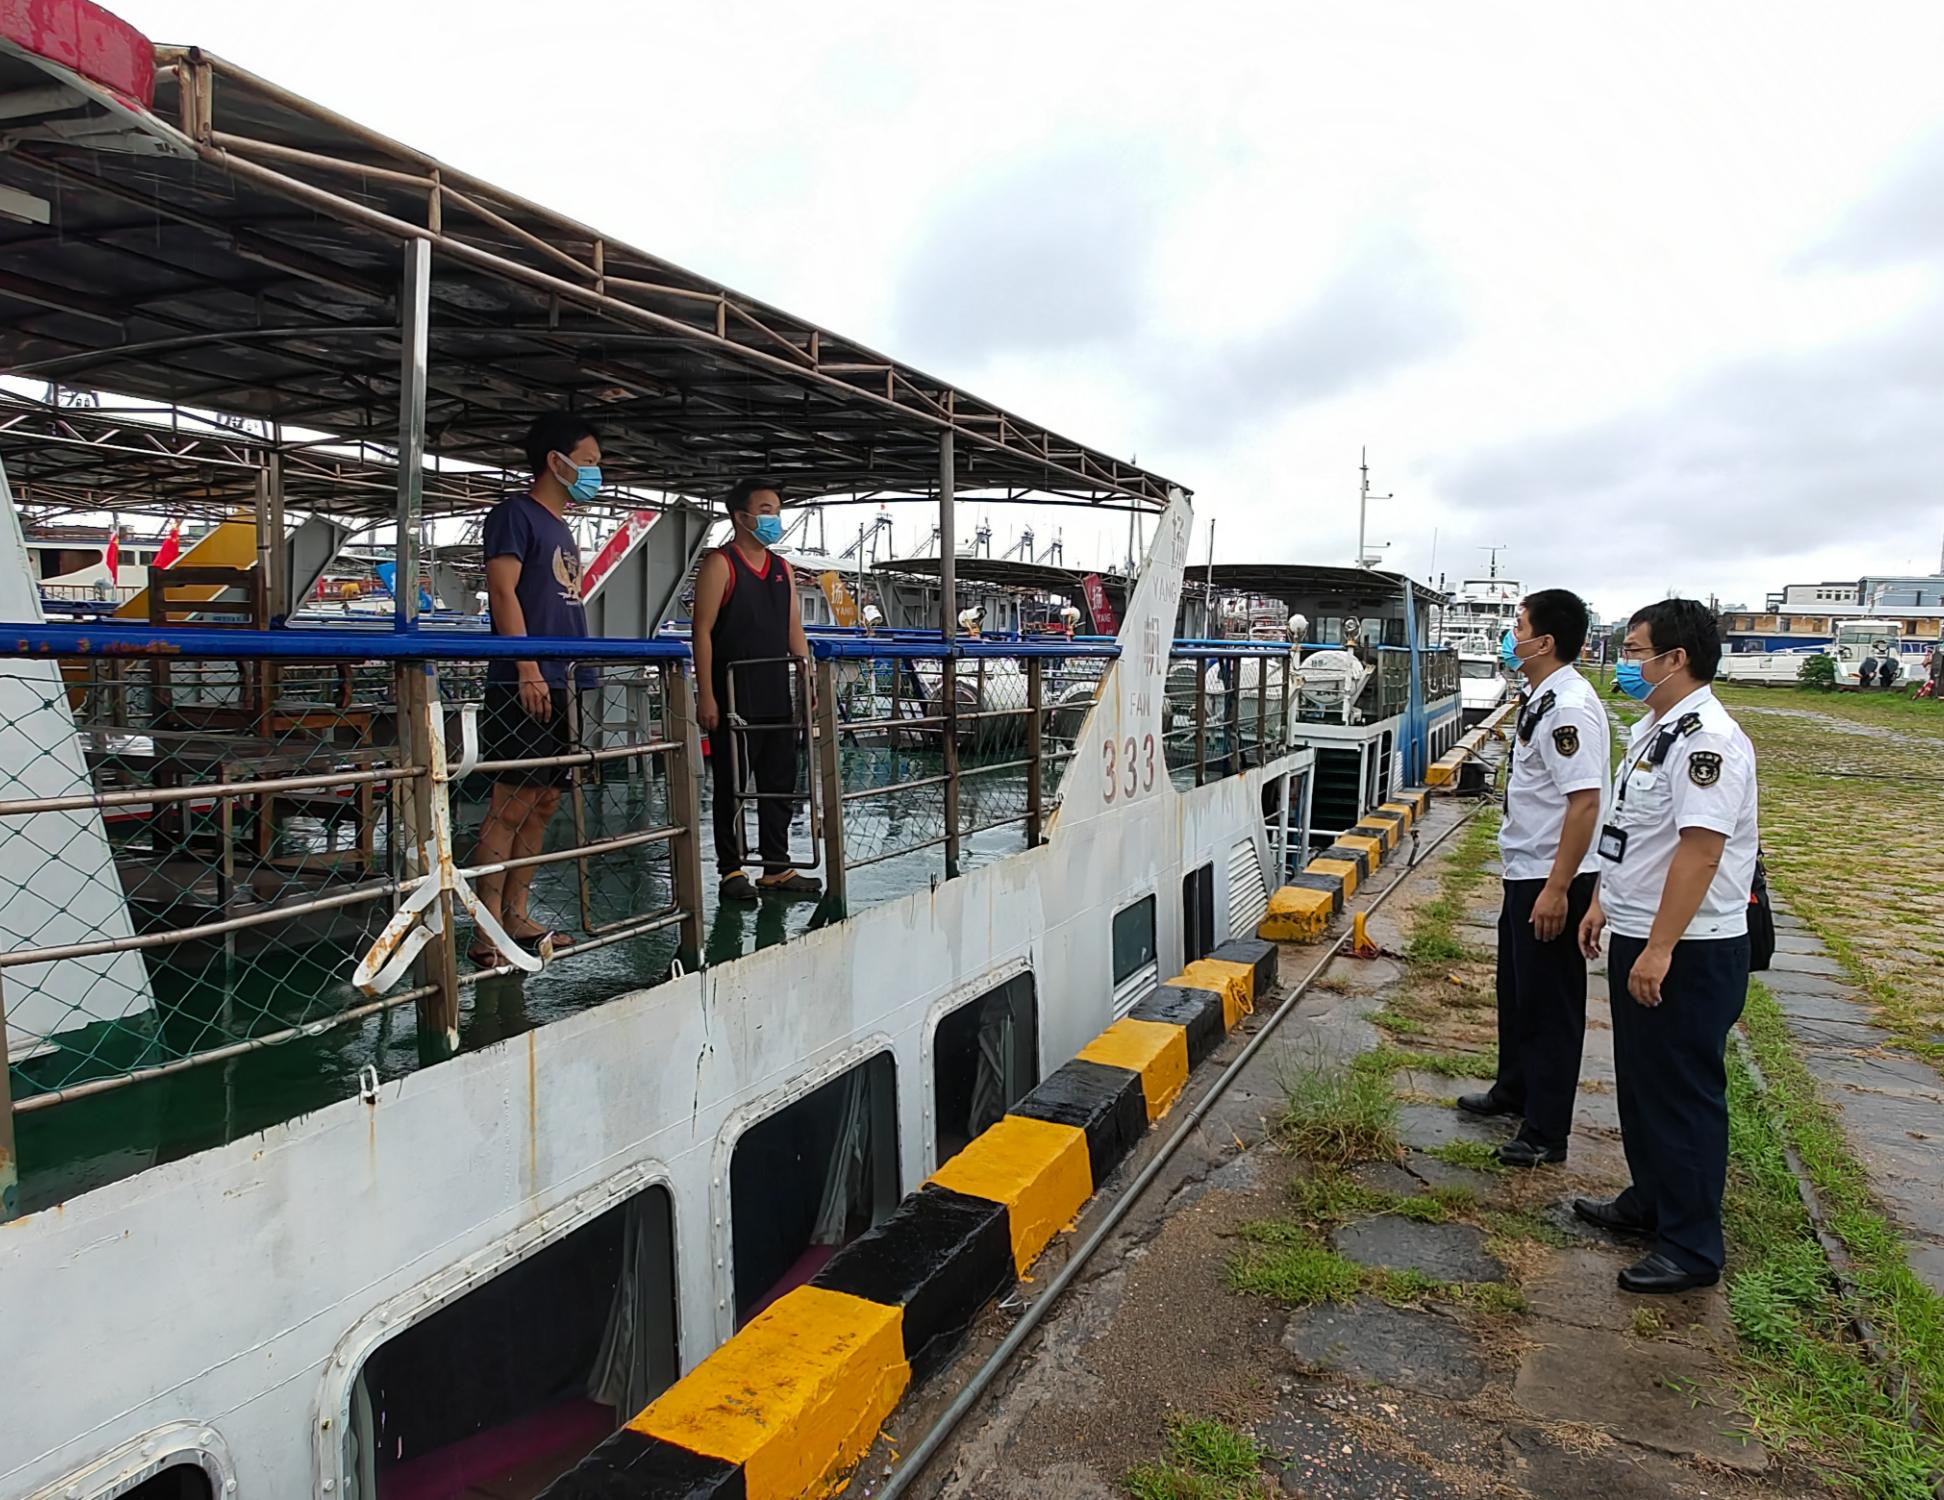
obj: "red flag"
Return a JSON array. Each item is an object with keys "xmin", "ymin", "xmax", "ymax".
[
  {"xmin": 103, "ymin": 526, "xmax": 119, "ymax": 585},
  {"xmin": 1081, "ymin": 573, "xmax": 1117, "ymax": 635},
  {"xmin": 153, "ymin": 522, "xmax": 182, "ymax": 571}
]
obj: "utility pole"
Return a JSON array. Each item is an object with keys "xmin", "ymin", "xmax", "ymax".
[{"xmin": 1357, "ymin": 448, "xmax": 1392, "ymax": 568}]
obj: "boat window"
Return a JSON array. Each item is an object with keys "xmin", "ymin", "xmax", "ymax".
[
  {"xmin": 1111, "ymin": 894, "xmax": 1159, "ymax": 1017},
  {"xmin": 933, "ymin": 972, "xmax": 1040, "ymax": 1163},
  {"xmin": 119, "ymin": 1469, "xmax": 212, "ymax": 1500},
  {"xmin": 344, "ymin": 1185, "xmax": 677, "ymax": 1500},
  {"xmin": 1182, "ymin": 862, "xmax": 1216, "ymax": 965},
  {"xmin": 1460, "ymin": 659, "xmax": 1499, "ymax": 680},
  {"xmin": 731, "ymin": 1051, "xmax": 899, "ymax": 1326}
]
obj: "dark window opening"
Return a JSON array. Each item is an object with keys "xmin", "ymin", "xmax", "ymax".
[
  {"xmin": 1182, "ymin": 863, "xmax": 1216, "ymax": 965},
  {"xmin": 732, "ymin": 1053, "xmax": 899, "ymax": 1326},
  {"xmin": 124, "ymin": 1471, "xmax": 212, "ymax": 1500},
  {"xmin": 933, "ymin": 973, "xmax": 1040, "ymax": 1163},
  {"xmin": 348, "ymin": 1186, "xmax": 676, "ymax": 1500},
  {"xmin": 1113, "ymin": 896, "xmax": 1158, "ymax": 988},
  {"xmin": 1112, "ymin": 894, "xmax": 1160, "ymax": 1015}
]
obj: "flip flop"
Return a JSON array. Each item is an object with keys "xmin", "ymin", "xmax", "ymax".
[
  {"xmin": 757, "ymin": 872, "xmax": 823, "ymax": 898},
  {"xmin": 508, "ymin": 928, "xmax": 574, "ymax": 957}
]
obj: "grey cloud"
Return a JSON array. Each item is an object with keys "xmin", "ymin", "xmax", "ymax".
[
  {"xmin": 1435, "ymin": 294, "xmax": 1944, "ymax": 604},
  {"xmin": 892, "ymin": 142, "xmax": 1165, "ymax": 363},
  {"xmin": 1147, "ymin": 234, "xmax": 1464, "ymax": 447},
  {"xmin": 1803, "ymin": 128, "xmax": 1944, "ymax": 270}
]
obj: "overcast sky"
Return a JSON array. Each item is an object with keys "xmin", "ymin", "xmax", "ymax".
[{"xmin": 115, "ymin": 0, "xmax": 1944, "ymax": 619}]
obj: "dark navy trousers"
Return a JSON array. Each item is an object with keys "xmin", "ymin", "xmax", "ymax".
[
  {"xmin": 1608, "ymin": 933, "xmax": 1751, "ymax": 1275},
  {"xmin": 1492, "ymin": 874, "xmax": 1597, "ymax": 1148}
]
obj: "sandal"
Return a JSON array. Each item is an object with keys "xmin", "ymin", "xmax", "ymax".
[
  {"xmin": 719, "ymin": 872, "xmax": 759, "ymax": 903},
  {"xmin": 758, "ymin": 871, "xmax": 823, "ymax": 899}
]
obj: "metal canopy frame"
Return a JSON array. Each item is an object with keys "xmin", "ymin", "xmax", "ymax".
[{"xmin": 0, "ymin": 41, "xmax": 1185, "ymax": 510}]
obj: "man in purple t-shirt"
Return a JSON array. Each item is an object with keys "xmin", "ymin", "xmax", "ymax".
[{"xmin": 470, "ymin": 412, "xmax": 599, "ymax": 966}]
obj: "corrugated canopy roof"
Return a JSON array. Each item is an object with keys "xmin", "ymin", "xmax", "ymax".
[{"xmin": 0, "ymin": 22, "xmax": 1186, "ymax": 513}]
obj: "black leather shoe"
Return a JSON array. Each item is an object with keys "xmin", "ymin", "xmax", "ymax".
[
  {"xmin": 1497, "ymin": 1138, "xmax": 1566, "ymax": 1168},
  {"xmin": 1572, "ymin": 1196, "xmax": 1654, "ymax": 1237},
  {"xmin": 1618, "ymin": 1252, "xmax": 1719, "ymax": 1294},
  {"xmin": 1456, "ymin": 1091, "xmax": 1522, "ymax": 1118}
]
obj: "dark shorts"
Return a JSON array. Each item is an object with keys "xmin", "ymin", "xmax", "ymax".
[{"xmin": 479, "ymin": 683, "xmax": 575, "ymax": 788}]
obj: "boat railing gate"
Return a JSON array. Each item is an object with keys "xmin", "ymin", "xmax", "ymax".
[
  {"xmin": 1166, "ymin": 640, "xmax": 1297, "ymax": 788},
  {"xmin": 803, "ymin": 636, "xmax": 1119, "ymax": 911},
  {"xmin": 0, "ymin": 624, "xmax": 700, "ymax": 1217}
]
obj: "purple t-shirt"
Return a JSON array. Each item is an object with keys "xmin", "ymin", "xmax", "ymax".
[{"xmin": 483, "ymin": 494, "xmax": 587, "ymax": 687}]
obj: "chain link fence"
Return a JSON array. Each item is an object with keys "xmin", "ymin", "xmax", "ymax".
[{"xmin": 0, "ymin": 635, "xmax": 703, "ymax": 1137}]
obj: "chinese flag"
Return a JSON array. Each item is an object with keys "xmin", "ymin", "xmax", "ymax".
[
  {"xmin": 153, "ymin": 522, "xmax": 182, "ymax": 571},
  {"xmin": 103, "ymin": 526, "xmax": 119, "ymax": 585}
]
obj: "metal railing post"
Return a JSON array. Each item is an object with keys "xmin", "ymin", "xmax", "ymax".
[
  {"xmin": 814, "ymin": 657, "xmax": 847, "ymax": 916},
  {"xmin": 1194, "ymin": 656, "xmax": 1207, "ymax": 787},
  {"xmin": 1025, "ymin": 656, "xmax": 1044, "ymax": 846},
  {"xmin": 1254, "ymin": 658, "xmax": 1268, "ymax": 767},
  {"xmin": 0, "ymin": 975, "xmax": 17, "ymax": 1222},
  {"xmin": 942, "ymin": 655, "xmax": 961, "ymax": 879},
  {"xmin": 397, "ymin": 662, "xmax": 460, "ymax": 1058},
  {"xmin": 1281, "ymin": 649, "xmax": 1294, "ymax": 752},
  {"xmin": 664, "ymin": 664, "xmax": 706, "ymax": 968},
  {"xmin": 1226, "ymin": 656, "xmax": 1243, "ymax": 776}
]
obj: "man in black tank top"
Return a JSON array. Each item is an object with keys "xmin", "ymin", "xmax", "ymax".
[{"xmin": 691, "ymin": 479, "xmax": 821, "ymax": 901}]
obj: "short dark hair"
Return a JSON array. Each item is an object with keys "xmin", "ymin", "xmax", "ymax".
[
  {"xmin": 1628, "ymin": 598, "xmax": 1721, "ymax": 681},
  {"xmin": 726, "ymin": 477, "xmax": 784, "ymax": 515},
  {"xmin": 524, "ymin": 412, "xmax": 599, "ymax": 479},
  {"xmin": 1521, "ymin": 589, "xmax": 1589, "ymax": 662}
]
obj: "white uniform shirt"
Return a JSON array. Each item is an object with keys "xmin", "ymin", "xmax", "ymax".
[
  {"xmin": 1498, "ymin": 667, "xmax": 1613, "ymax": 881},
  {"xmin": 1600, "ymin": 685, "xmax": 1759, "ymax": 942}
]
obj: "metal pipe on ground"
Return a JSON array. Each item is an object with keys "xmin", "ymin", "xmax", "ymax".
[{"xmin": 872, "ymin": 802, "xmax": 1485, "ymax": 1500}]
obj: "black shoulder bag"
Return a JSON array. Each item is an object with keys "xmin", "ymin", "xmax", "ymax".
[{"xmin": 1748, "ymin": 852, "xmax": 1775, "ymax": 972}]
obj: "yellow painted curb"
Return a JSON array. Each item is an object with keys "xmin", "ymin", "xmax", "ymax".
[
  {"xmin": 633, "ymin": 1284, "xmax": 909, "ymax": 1500},
  {"xmin": 1078, "ymin": 1017, "xmax": 1192, "ymax": 1122}
]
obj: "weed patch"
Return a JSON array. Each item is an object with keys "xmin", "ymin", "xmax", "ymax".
[
  {"xmin": 1278, "ymin": 1057, "xmax": 1398, "ymax": 1165},
  {"xmin": 1124, "ymin": 1415, "xmax": 1273, "ymax": 1500}
]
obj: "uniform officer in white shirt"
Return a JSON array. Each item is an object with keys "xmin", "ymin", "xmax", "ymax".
[
  {"xmin": 1457, "ymin": 590, "xmax": 1612, "ymax": 1167},
  {"xmin": 1577, "ymin": 599, "xmax": 1759, "ymax": 1294}
]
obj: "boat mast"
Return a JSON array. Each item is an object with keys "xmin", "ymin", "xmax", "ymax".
[{"xmin": 1357, "ymin": 448, "xmax": 1391, "ymax": 569}]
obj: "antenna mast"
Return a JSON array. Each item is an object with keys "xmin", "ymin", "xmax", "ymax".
[{"xmin": 1357, "ymin": 448, "xmax": 1392, "ymax": 568}]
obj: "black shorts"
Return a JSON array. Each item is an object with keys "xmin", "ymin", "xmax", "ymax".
[{"xmin": 479, "ymin": 682, "xmax": 575, "ymax": 788}]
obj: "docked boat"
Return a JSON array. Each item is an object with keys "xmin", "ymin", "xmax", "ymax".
[
  {"xmin": 1459, "ymin": 650, "xmax": 1511, "ymax": 725},
  {"xmin": 0, "ymin": 16, "xmax": 1483, "ymax": 1500}
]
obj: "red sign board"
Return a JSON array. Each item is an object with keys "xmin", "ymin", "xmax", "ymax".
[
  {"xmin": 1081, "ymin": 573, "xmax": 1117, "ymax": 635},
  {"xmin": 4, "ymin": 1, "xmax": 157, "ymax": 109},
  {"xmin": 582, "ymin": 509, "xmax": 659, "ymax": 600}
]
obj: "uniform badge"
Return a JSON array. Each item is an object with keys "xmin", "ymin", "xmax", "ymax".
[
  {"xmin": 1688, "ymin": 751, "xmax": 1722, "ymax": 787},
  {"xmin": 1552, "ymin": 724, "xmax": 1580, "ymax": 757}
]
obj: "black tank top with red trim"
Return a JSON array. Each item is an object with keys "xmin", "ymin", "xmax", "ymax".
[{"xmin": 708, "ymin": 544, "xmax": 794, "ymax": 716}]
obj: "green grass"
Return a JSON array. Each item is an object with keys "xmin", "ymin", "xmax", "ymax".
[
  {"xmin": 1277, "ymin": 1056, "xmax": 1399, "ymax": 1165},
  {"xmin": 1229, "ymin": 1217, "xmax": 1524, "ymax": 1317},
  {"xmin": 1397, "ymin": 806, "xmax": 1501, "ymax": 969},
  {"xmin": 1723, "ymin": 987, "xmax": 1944, "ymax": 1497},
  {"xmin": 1366, "ymin": 1006, "xmax": 1428, "ymax": 1037},
  {"xmin": 1361, "ymin": 1044, "xmax": 1499, "ymax": 1081},
  {"xmin": 1427, "ymin": 1139, "xmax": 1509, "ymax": 1174},
  {"xmin": 1227, "ymin": 1229, "xmax": 1365, "ymax": 1305},
  {"xmin": 1124, "ymin": 1415, "xmax": 1273, "ymax": 1500}
]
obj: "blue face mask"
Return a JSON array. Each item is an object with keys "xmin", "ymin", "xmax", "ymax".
[
  {"xmin": 752, "ymin": 514, "xmax": 784, "ymax": 547},
  {"xmin": 565, "ymin": 463, "xmax": 601, "ymax": 503},
  {"xmin": 1614, "ymin": 649, "xmax": 1672, "ymax": 702},
  {"xmin": 1499, "ymin": 631, "xmax": 1526, "ymax": 674}
]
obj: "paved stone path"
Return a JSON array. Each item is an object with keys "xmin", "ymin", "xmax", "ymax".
[
  {"xmin": 1761, "ymin": 897, "xmax": 1944, "ymax": 1293},
  {"xmin": 894, "ymin": 797, "xmax": 1831, "ymax": 1500}
]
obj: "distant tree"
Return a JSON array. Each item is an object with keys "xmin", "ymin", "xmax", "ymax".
[{"xmin": 1798, "ymin": 653, "xmax": 1837, "ymax": 692}]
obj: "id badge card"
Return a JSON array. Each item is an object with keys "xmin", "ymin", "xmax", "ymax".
[{"xmin": 1598, "ymin": 824, "xmax": 1628, "ymax": 864}]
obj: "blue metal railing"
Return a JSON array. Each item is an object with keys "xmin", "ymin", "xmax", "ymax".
[{"xmin": 0, "ymin": 622, "xmax": 691, "ymax": 662}]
